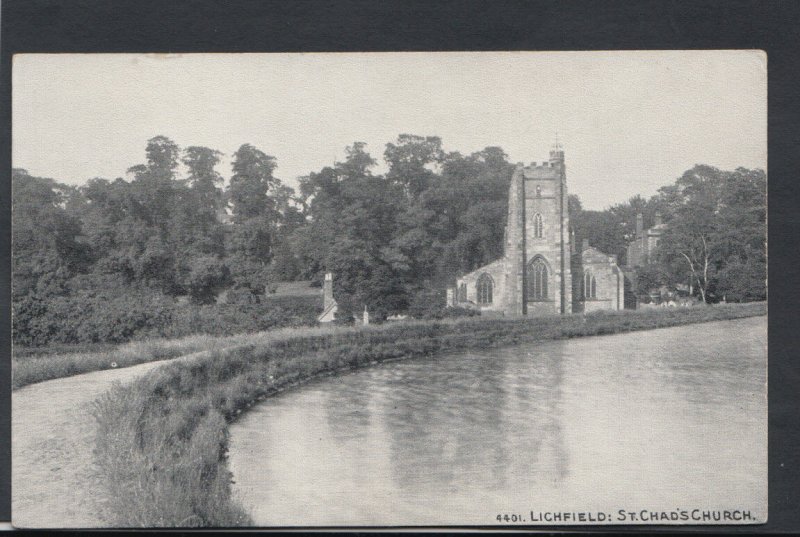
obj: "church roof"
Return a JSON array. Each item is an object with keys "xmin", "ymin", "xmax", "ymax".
[
  {"xmin": 582, "ymin": 246, "xmax": 619, "ymax": 265},
  {"xmin": 458, "ymin": 258, "xmax": 505, "ymax": 280}
]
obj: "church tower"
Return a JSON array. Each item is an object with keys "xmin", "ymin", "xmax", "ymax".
[
  {"xmin": 454, "ymin": 144, "xmax": 586, "ymax": 316},
  {"xmin": 504, "ymin": 163, "xmax": 527, "ymax": 316},
  {"xmin": 502, "ymin": 142, "xmax": 572, "ymax": 315},
  {"xmin": 455, "ymin": 144, "xmax": 626, "ymax": 315}
]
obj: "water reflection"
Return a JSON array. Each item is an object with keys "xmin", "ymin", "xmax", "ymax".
[
  {"xmin": 324, "ymin": 375, "xmax": 373, "ymax": 440},
  {"xmin": 382, "ymin": 352, "xmax": 512, "ymax": 493},
  {"xmin": 228, "ymin": 316, "xmax": 766, "ymax": 526}
]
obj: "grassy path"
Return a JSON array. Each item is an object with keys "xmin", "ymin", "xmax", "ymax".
[{"xmin": 12, "ymin": 350, "xmax": 212, "ymax": 529}]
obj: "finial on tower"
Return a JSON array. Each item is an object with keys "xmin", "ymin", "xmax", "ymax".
[{"xmin": 549, "ymin": 133, "xmax": 565, "ymax": 163}]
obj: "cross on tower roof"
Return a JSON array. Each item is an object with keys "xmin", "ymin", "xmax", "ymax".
[{"xmin": 553, "ymin": 132, "xmax": 563, "ymax": 151}]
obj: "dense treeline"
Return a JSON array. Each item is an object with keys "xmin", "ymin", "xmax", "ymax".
[
  {"xmin": 12, "ymin": 135, "xmax": 766, "ymax": 346},
  {"xmin": 573, "ymin": 165, "xmax": 767, "ymax": 303}
]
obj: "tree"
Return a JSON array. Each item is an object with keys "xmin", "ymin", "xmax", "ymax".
[
  {"xmin": 226, "ymin": 144, "xmax": 283, "ymax": 297},
  {"xmin": 384, "ymin": 134, "xmax": 444, "ymax": 197},
  {"xmin": 568, "ymin": 194, "xmax": 583, "ymax": 217},
  {"xmin": 228, "ymin": 144, "xmax": 279, "ymax": 221},
  {"xmin": 324, "ymin": 172, "xmax": 410, "ymax": 318},
  {"xmin": 127, "ymin": 136, "xmax": 181, "ymax": 230},
  {"xmin": 11, "ymin": 169, "xmax": 91, "ymax": 299},
  {"xmin": 715, "ymin": 254, "xmax": 766, "ymax": 302},
  {"xmin": 571, "ymin": 209, "xmax": 627, "ymax": 261},
  {"xmin": 338, "ymin": 141, "xmax": 377, "ymax": 178},
  {"xmin": 184, "ymin": 255, "xmax": 230, "ymax": 304},
  {"xmin": 420, "ymin": 147, "xmax": 513, "ymax": 281},
  {"xmin": 294, "ymin": 141, "xmax": 412, "ymax": 318},
  {"xmin": 171, "ymin": 146, "xmax": 227, "ymax": 263},
  {"xmin": 634, "ymin": 263, "xmax": 670, "ymax": 298},
  {"xmin": 654, "ymin": 165, "xmax": 766, "ymax": 303},
  {"xmin": 657, "ymin": 200, "xmax": 717, "ymax": 303},
  {"xmin": 226, "ymin": 216, "xmax": 274, "ymax": 297},
  {"xmin": 183, "ymin": 146, "xmax": 224, "ymax": 214}
]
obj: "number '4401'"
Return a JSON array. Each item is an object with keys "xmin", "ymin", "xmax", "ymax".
[{"xmin": 497, "ymin": 514, "xmax": 522, "ymax": 522}]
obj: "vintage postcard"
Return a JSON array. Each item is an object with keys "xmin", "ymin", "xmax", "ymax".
[{"xmin": 11, "ymin": 51, "xmax": 767, "ymax": 528}]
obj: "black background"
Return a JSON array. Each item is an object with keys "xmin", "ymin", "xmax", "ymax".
[{"xmin": 1, "ymin": 0, "xmax": 798, "ymax": 533}]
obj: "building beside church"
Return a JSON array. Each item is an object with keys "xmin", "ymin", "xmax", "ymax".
[
  {"xmin": 451, "ymin": 145, "xmax": 630, "ymax": 316},
  {"xmin": 626, "ymin": 212, "xmax": 666, "ymax": 267}
]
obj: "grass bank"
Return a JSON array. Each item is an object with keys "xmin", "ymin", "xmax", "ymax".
[
  {"xmin": 12, "ymin": 336, "xmax": 214, "ymax": 390},
  {"xmin": 92, "ymin": 303, "xmax": 765, "ymax": 527},
  {"xmin": 12, "ymin": 326, "xmax": 348, "ymax": 390}
]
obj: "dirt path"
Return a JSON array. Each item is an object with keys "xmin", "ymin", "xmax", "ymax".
[{"xmin": 12, "ymin": 351, "xmax": 210, "ymax": 529}]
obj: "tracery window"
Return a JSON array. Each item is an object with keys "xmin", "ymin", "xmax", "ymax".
[
  {"xmin": 533, "ymin": 213, "xmax": 544, "ymax": 238},
  {"xmin": 527, "ymin": 257, "xmax": 548, "ymax": 301},
  {"xmin": 476, "ymin": 273, "xmax": 493, "ymax": 304},
  {"xmin": 584, "ymin": 272, "xmax": 597, "ymax": 299}
]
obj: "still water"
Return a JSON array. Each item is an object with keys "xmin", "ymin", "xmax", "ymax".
[{"xmin": 228, "ymin": 316, "xmax": 767, "ymax": 526}]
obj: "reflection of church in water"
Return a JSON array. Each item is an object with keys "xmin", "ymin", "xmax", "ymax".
[{"xmin": 450, "ymin": 145, "xmax": 636, "ymax": 315}]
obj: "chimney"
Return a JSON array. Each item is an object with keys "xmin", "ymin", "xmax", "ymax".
[
  {"xmin": 582, "ymin": 238, "xmax": 589, "ymax": 251},
  {"xmin": 323, "ymin": 272, "xmax": 334, "ymax": 309},
  {"xmin": 636, "ymin": 213, "xmax": 644, "ymax": 238},
  {"xmin": 654, "ymin": 212, "xmax": 663, "ymax": 227}
]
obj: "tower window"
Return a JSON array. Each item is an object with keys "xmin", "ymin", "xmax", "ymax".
[
  {"xmin": 476, "ymin": 273, "xmax": 493, "ymax": 304},
  {"xmin": 527, "ymin": 258, "xmax": 548, "ymax": 301},
  {"xmin": 584, "ymin": 272, "xmax": 597, "ymax": 299},
  {"xmin": 533, "ymin": 213, "xmax": 544, "ymax": 238},
  {"xmin": 458, "ymin": 282, "xmax": 467, "ymax": 302}
]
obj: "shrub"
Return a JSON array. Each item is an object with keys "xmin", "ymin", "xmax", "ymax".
[
  {"xmin": 408, "ymin": 288, "xmax": 479, "ymax": 320},
  {"xmin": 715, "ymin": 257, "xmax": 767, "ymax": 303},
  {"xmin": 13, "ymin": 290, "xmax": 322, "ymax": 348},
  {"xmin": 12, "ymin": 290, "xmax": 174, "ymax": 347},
  {"xmin": 164, "ymin": 298, "xmax": 320, "ymax": 338},
  {"xmin": 184, "ymin": 256, "xmax": 230, "ymax": 305}
]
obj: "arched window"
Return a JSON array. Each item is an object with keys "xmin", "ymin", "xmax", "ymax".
[
  {"xmin": 527, "ymin": 257, "xmax": 548, "ymax": 301},
  {"xmin": 533, "ymin": 213, "xmax": 544, "ymax": 238},
  {"xmin": 476, "ymin": 273, "xmax": 493, "ymax": 304},
  {"xmin": 458, "ymin": 282, "xmax": 467, "ymax": 302},
  {"xmin": 584, "ymin": 272, "xmax": 597, "ymax": 299}
]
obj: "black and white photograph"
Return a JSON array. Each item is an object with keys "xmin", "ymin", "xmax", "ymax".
[{"xmin": 10, "ymin": 50, "xmax": 767, "ymax": 528}]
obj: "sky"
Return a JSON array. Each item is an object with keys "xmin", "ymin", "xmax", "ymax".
[{"xmin": 12, "ymin": 51, "xmax": 766, "ymax": 210}]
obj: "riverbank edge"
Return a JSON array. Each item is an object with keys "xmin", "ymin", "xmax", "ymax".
[{"xmin": 92, "ymin": 303, "xmax": 765, "ymax": 527}]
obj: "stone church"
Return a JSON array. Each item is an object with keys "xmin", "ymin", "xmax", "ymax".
[{"xmin": 450, "ymin": 145, "xmax": 631, "ymax": 316}]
